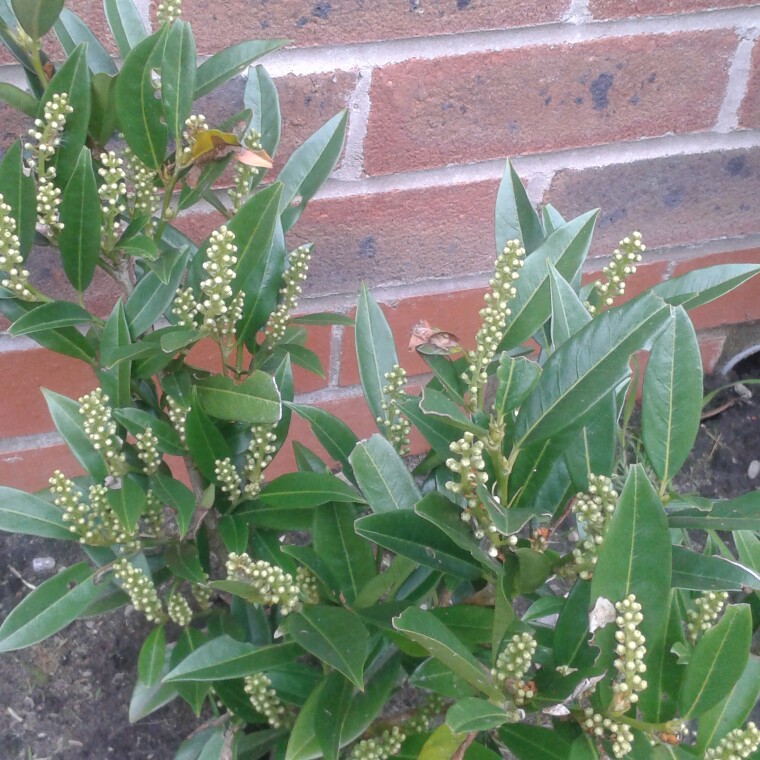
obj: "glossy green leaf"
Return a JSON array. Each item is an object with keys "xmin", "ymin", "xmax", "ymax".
[
  {"xmin": 349, "ymin": 434, "xmax": 420, "ymax": 513},
  {"xmin": 39, "ymin": 46, "xmax": 91, "ymax": 184},
  {"xmin": 569, "ymin": 735, "xmax": 599, "ymax": 760},
  {"xmin": 446, "ymin": 698, "xmax": 510, "ymax": 733},
  {"xmin": 276, "ymin": 342, "xmax": 324, "ymax": 379},
  {"xmin": 113, "ymin": 407, "xmax": 183, "ymax": 455},
  {"xmin": 563, "ymin": 394, "xmax": 617, "ymax": 492},
  {"xmin": 0, "ymin": 486, "xmax": 72, "ymax": 540},
  {"xmin": 354, "ymin": 283, "xmax": 398, "ymax": 432},
  {"xmin": 356, "ymin": 510, "xmax": 481, "ymax": 580},
  {"xmin": 9, "ymin": 301, "xmax": 94, "ymax": 335},
  {"xmin": 115, "ymin": 29, "xmax": 168, "ymax": 169},
  {"xmin": 278, "ymin": 110, "xmax": 347, "ymax": 231},
  {"xmin": 410, "ymin": 657, "xmax": 477, "ymax": 699},
  {"xmin": 419, "ymin": 387, "xmax": 487, "ymax": 434},
  {"xmin": 54, "ymin": 9, "xmax": 118, "ymax": 75},
  {"xmin": 104, "ymin": 0, "xmax": 147, "ymax": 58},
  {"xmin": 150, "ymin": 472, "xmax": 195, "ymax": 538},
  {"xmin": 195, "ymin": 372, "xmax": 281, "ymax": 425},
  {"xmin": 315, "ymin": 672, "xmax": 353, "ymax": 760},
  {"xmin": 671, "ymin": 546, "xmax": 760, "ymax": 591},
  {"xmin": 668, "ymin": 493, "xmax": 760, "ymax": 531},
  {"xmin": 642, "ymin": 307, "xmax": 701, "ymax": 483},
  {"xmin": 498, "ymin": 724, "xmax": 573, "ymax": 760},
  {"xmin": 138, "ymin": 625, "xmax": 165, "ymax": 686},
  {"xmin": 42, "ymin": 389, "xmax": 107, "ymax": 481},
  {"xmin": 164, "ymin": 636, "xmax": 301, "ymax": 682},
  {"xmin": 128, "ymin": 660, "xmax": 178, "ymax": 722},
  {"xmin": 398, "ymin": 395, "xmax": 462, "ymax": 460},
  {"xmin": 0, "ymin": 140, "xmax": 35, "ymax": 258},
  {"xmin": 422, "ymin": 354, "xmax": 467, "ymax": 404},
  {"xmin": 12, "ymin": 0, "xmax": 63, "ymax": 39},
  {"xmin": 184, "ymin": 398, "xmax": 232, "ymax": 482},
  {"xmin": 430, "ymin": 607, "xmax": 494, "ymax": 645},
  {"xmin": 419, "ymin": 725, "xmax": 466, "ymax": 760},
  {"xmin": 59, "ymin": 147, "xmax": 101, "ymax": 291},
  {"xmin": 553, "ymin": 579, "xmax": 593, "ymax": 668},
  {"xmin": 393, "ymin": 607, "xmax": 503, "ymax": 701},
  {"xmin": 107, "ymin": 476, "xmax": 146, "ymax": 531},
  {"xmin": 290, "ymin": 312, "xmax": 354, "ymax": 327},
  {"xmin": 161, "ymin": 20, "xmax": 195, "ymax": 144},
  {"xmin": 651, "ymin": 264, "xmax": 760, "ymax": 311},
  {"xmin": 98, "ymin": 301, "xmax": 131, "ymax": 407},
  {"xmin": 165, "ymin": 542, "xmax": 206, "ymax": 584},
  {"xmin": 0, "ymin": 563, "xmax": 101, "ymax": 651},
  {"xmin": 170, "ymin": 629, "xmax": 209, "ymax": 715},
  {"xmin": 259, "ymin": 472, "xmax": 361, "ymax": 508},
  {"xmin": 548, "ymin": 262, "xmax": 591, "ymax": 349},
  {"xmin": 286, "ymin": 606, "xmax": 368, "ymax": 689},
  {"xmin": 194, "ymin": 38, "xmax": 287, "ymax": 99},
  {"xmin": 244, "ymin": 63, "xmax": 281, "ymax": 159},
  {"xmin": 493, "ymin": 354, "xmax": 541, "ymax": 418},
  {"xmin": 515, "ymin": 293, "xmax": 670, "ymax": 447},
  {"xmin": 495, "ymin": 159, "xmax": 544, "ymax": 254},
  {"xmin": 0, "ymin": 82, "xmax": 36, "ymax": 116},
  {"xmin": 679, "ymin": 604, "xmax": 752, "ymax": 717}
]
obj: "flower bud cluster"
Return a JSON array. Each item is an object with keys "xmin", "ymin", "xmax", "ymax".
[
  {"xmin": 350, "ymin": 726, "xmax": 406, "ymax": 760},
  {"xmin": 123, "ymin": 143, "xmax": 159, "ymax": 219},
  {"xmin": 192, "ymin": 576, "xmax": 212, "ymax": 610},
  {"xmin": 135, "ymin": 428, "xmax": 161, "ymax": 475},
  {"xmin": 244, "ymin": 673, "xmax": 288, "ymax": 728},
  {"xmin": 266, "ymin": 245, "xmax": 312, "ymax": 344},
  {"xmin": 180, "ymin": 114, "xmax": 208, "ymax": 165},
  {"xmin": 582, "ymin": 708, "xmax": 634, "ymax": 758},
  {"xmin": 571, "ymin": 474, "xmax": 618, "ymax": 579},
  {"xmin": 243, "ymin": 424, "xmax": 277, "ymax": 498},
  {"xmin": 612, "ymin": 594, "xmax": 648, "ymax": 712},
  {"xmin": 295, "ymin": 566, "xmax": 320, "ymax": 606},
  {"xmin": 588, "ymin": 232, "xmax": 644, "ymax": 315},
  {"xmin": 113, "ymin": 558, "xmax": 166, "ymax": 623},
  {"xmin": 705, "ymin": 722, "xmax": 760, "ymax": 759},
  {"xmin": 78, "ymin": 388, "xmax": 127, "ymax": 477},
  {"xmin": 143, "ymin": 489, "xmax": 163, "ymax": 536},
  {"xmin": 167, "ymin": 591, "xmax": 193, "ymax": 627},
  {"xmin": 156, "ymin": 0, "xmax": 182, "ymax": 25},
  {"xmin": 25, "ymin": 93, "xmax": 73, "ymax": 235},
  {"xmin": 165, "ymin": 395, "xmax": 189, "ymax": 444},
  {"xmin": 171, "ymin": 287, "xmax": 199, "ymax": 328},
  {"xmin": 687, "ymin": 591, "xmax": 728, "ymax": 644},
  {"xmin": 98, "ymin": 151, "xmax": 127, "ymax": 250},
  {"xmin": 463, "ymin": 239, "xmax": 525, "ymax": 410},
  {"xmin": 226, "ymin": 553, "xmax": 301, "ymax": 615},
  {"xmin": 404, "ymin": 693, "xmax": 445, "ymax": 734},
  {"xmin": 229, "ymin": 130, "xmax": 264, "ymax": 212},
  {"xmin": 198, "ymin": 226, "xmax": 243, "ymax": 339},
  {"xmin": 378, "ymin": 364, "xmax": 411, "ymax": 455},
  {"xmin": 215, "ymin": 457, "xmax": 242, "ymax": 502},
  {"xmin": 0, "ymin": 194, "xmax": 33, "ymax": 300},
  {"xmin": 492, "ymin": 631, "xmax": 537, "ymax": 705}
]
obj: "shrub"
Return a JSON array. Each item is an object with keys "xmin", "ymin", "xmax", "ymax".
[{"xmin": 2, "ymin": 2, "xmax": 760, "ymax": 758}]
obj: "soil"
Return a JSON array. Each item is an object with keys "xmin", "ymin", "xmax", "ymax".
[{"xmin": 2, "ymin": 358, "xmax": 760, "ymax": 760}]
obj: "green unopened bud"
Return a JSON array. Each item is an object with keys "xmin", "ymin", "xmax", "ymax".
[
  {"xmin": 113, "ymin": 558, "xmax": 165, "ymax": 623},
  {"xmin": 705, "ymin": 722, "xmax": 760, "ymax": 759},
  {"xmin": 611, "ymin": 594, "xmax": 647, "ymax": 712},
  {"xmin": 582, "ymin": 708, "xmax": 634, "ymax": 758},
  {"xmin": 244, "ymin": 672, "xmax": 288, "ymax": 728},
  {"xmin": 687, "ymin": 591, "xmax": 728, "ymax": 644},
  {"xmin": 492, "ymin": 631, "xmax": 537, "ymax": 705},
  {"xmin": 349, "ymin": 726, "xmax": 406, "ymax": 760}
]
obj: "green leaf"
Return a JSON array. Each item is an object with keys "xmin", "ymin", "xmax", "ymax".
[
  {"xmin": 419, "ymin": 387, "xmax": 488, "ymax": 434},
  {"xmin": 290, "ymin": 312, "xmax": 354, "ymax": 327},
  {"xmin": 9, "ymin": 301, "xmax": 94, "ymax": 335},
  {"xmin": 430, "ymin": 607, "xmax": 494, "ymax": 646},
  {"xmin": 129, "ymin": 659, "xmax": 178, "ymax": 722},
  {"xmin": 313, "ymin": 503, "xmax": 375, "ymax": 603},
  {"xmin": 104, "ymin": 0, "xmax": 147, "ymax": 58},
  {"xmin": 553, "ymin": 579, "xmax": 593, "ymax": 668},
  {"xmin": 59, "ymin": 148, "xmax": 101, "ymax": 291},
  {"xmin": 671, "ymin": 546, "xmax": 760, "ymax": 591},
  {"xmin": 195, "ymin": 372, "xmax": 281, "ymax": 425},
  {"xmin": 422, "ymin": 354, "xmax": 467, "ymax": 404},
  {"xmin": 11, "ymin": 0, "xmax": 63, "ymax": 39},
  {"xmin": 0, "ymin": 563, "xmax": 101, "ymax": 651},
  {"xmin": 115, "ymin": 29, "xmax": 168, "ymax": 169},
  {"xmin": 349, "ymin": 434, "xmax": 420, "ymax": 513},
  {"xmin": 0, "ymin": 140, "xmax": 36, "ymax": 258},
  {"xmin": 498, "ymin": 724, "xmax": 573, "ymax": 760},
  {"xmin": 398, "ymin": 395, "xmax": 462, "ymax": 460},
  {"xmin": 279, "ymin": 110, "xmax": 347, "ymax": 231},
  {"xmin": 286, "ymin": 606, "xmax": 368, "ymax": 689},
  {"xmin": 419, "ymin": 725, "xmax": 466, "ymax": 759},
  {"xmin": 185, "ymin": 396, "xmax": 232, "ymax": 482},
  {"xmin": 278, "ymin": 343, "xmax": 325, "ymax": 378},
  {"xmin": 495, "ymin": 160, "xmax": 544, "ymax": 254},
  {"xmin": 38, "ymin": 46, "xmax": 91, "ymax": 184},
  {"xmin": 108, "ymin": 476, "xmax": 146, "ymax": 532},
  {"xmin": 54, "ymin": 9, "xmax": 118, "ymax": 75},
  {"xmin": 651, "ymin": 264, "xmax": 760, "ymax": 311},
  {"xmin": 0, "ymin": 82, "xmax": 37, "ymax": 116},
  {"xmin": 410, "ymin": 657, "xmax": 477, "ymax": 699},
  {"xmin": 569, "ymin": 735, "xmax": 599, "ymax": 760},
  {"xmin": 99, "ymin": 301, "xmax": 131, "ymax": 408},
  {"xmin": 138, "ymin": 625, "xmax": 165, "ymax": 686},
  {"xmin": 0, "ymin": 486, "xmax": 72, "ymax": 540},
  {"xmin": 679, "ymin": 604, "xmax": 752, "ymax": 718},
  {"xmin": 642, "ymin": 307, "xmax": 701, "ymax": 484},
  {"xmin": 161, "ymin": 20, "xmax": 195, "ymax": 145},
  {"xmin": 393, "ymin": 607, "xmax": 503, "ymax": 702},
  {"xmin": 170, "ymin": 629, "xmax": 210, "ymax": 715},
  {"xmin": 667, "ymin": 493, "xmax": 760, "ymax": 531},
  {"xmin": 548, "ymin": 263, "xmax": 592, "ymax": 349},
  {"xmin": 194, "ymin": 39, "xmax": 287, "ymax": 99},
  {"xmin": 113, "ymin": 407, "xmax": 183, "ymax": 455},
  {"xmin": 563, "ymin": 395, "xmax": 617, "ymax": 492},
  {"xmin": 164, "ymin": 636, "xmax": 301, "ymax": 682},
  {"xmin": 515, "ymin": 294, "xmax": 670, "ymax": 447},
  {"xmin": 150, "ymin": 472, "xmax": 195, "ymax": 538},
  {"xmin": 165, "ymin": 543, "xmax": 206, "ymax": 584},
  {"xmin": 315, "ymin": 672, "xmax": 353, "ymax": 760},
  {"xmin": 42, "ymin": 389, "xmax": 107, "ymax": 481},
  {"xmin": 498, "ymin": 210, "xmax": 597, "ymax": 351},
  {"xmin": 354, "ymin": 283, "xmax": 398, "ymax": 432},
  {"xmin": 446, "ymin": 698, "xmax": 510, "ymax": 733},
  {"xmin": 356, "ymin": 510, "xmax": 481, "ymax": 580},
  {"xmin": 697, "ymin": 655, "xmax": 760, "ymax": 752},
  {"xmin": 493, "ymin": 355, "xmax": 541, "ymax": 418},
  {"xmin": 244, "ymin": 63, "xmax": 281, "ymax": 158},
  {"xmin": 259, "ymin": 472, "xmax": 361, "ymax": 508}
]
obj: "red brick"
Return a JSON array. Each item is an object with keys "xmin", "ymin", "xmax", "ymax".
[
  {"xmin": 0, "ymin": 443, "xmax": 82, "ymax": 492},
  {"xmin": 669, "ymin": 248, "xmax": 760, "ymax": 330},
  {"xmin": 545, "ymin": 149, "xmax": 760, "ymax": 258},
  {"xmin": 589, "ymin": 0, "xmax": 755, "ymax": 19},
  {"xmin": 364, "ymin": 32, "xmax": 735, "ymax": 175},
  {"xmin": 166, "ymin": 0, "xmax": 567, "ymax": 54},
  {"xmin": 0, "ymin": 347, "xmax": 97, "ymax": 439},
  {"xmin": 698, "ymin": 331, "xmax": 727, "ymax": 373},
  {"xmin": 739, "ymin": 40, "xmax": 760, "ymax": 129},
  {"xmin": 0, "ymin": 103, "xmax": 31, "ymax": 157}
]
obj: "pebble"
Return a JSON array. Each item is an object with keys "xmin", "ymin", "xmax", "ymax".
[
  {"xmin": 749, "ymin": 460, "xmax": 760, "ymax": 480},
  {"xmin": 32, "ymin": 556, "xmax": 55, "ymax": 573}
]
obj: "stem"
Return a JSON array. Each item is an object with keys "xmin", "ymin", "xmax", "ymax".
[
  {"xmin": 153, "ymin": 172, "xmax": 180, "ymax": 242},
  {"xmin": 30, "ymin": 41, "xmax": 49, "ymax": 89}
]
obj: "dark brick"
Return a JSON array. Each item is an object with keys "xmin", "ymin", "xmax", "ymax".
[{"xmin": 590, "ymin": 0, "xmax": 756, "ymax": 19}]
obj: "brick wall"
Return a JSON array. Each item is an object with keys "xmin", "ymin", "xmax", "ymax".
[{"xmin": 3, "ymin": 0, "xmax": 760, "ymax": 489}]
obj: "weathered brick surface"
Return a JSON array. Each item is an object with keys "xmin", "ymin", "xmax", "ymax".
[
  {"xmin": 0, "ymin": 443, "xmax": 82, "ymax": 491},
  {"xmin": 739, "ymin": 39, "xmax": 760, "ymax": 129},
  {"xmin": 0, "ymin": 103, "xmax": 31, "ymax": 157},
  {"xmin": 544, "ymin": 149, "xmax": 760, "ymax": 256},
  {"xmin": 364, "ymin": 32, "xmax": 735, "ymax": 175},
  {"xmin": 589, "ymin": 0, "xmax": 756, "ymax": 19},
  {"xmin": 164, "ymin": 0, "xmax": 568, "ymax": 54}
]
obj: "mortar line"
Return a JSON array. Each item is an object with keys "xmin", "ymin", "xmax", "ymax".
[
  {"xmin": 0, "ymin": 432, "xmax": 63, "ymax": 454},
  {"xmin": 327, "ymin": 325, "xmax": 345, "ymax": 387},
  {"xmin": 715, "ymin": 28, "xmax": 760, "ymax": 132},
  {"xmin": 133, "ymin": 0, "xmax": 152, "ymax": 28},
  {"xmin": 564, "ymin": 0, "xmax": 592, "ymax": 25},
  {"xmin": 331, "ymin": 67, "xmax": 372, "ymax": 181}
]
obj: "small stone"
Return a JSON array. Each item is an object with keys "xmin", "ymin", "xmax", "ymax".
[
  {"xmin": 749, "ymin": 460, "xmax": 760, "ymax": 480},
  {"xmin": 31, "ymin": 556, "xmax": 55, "ymax": 573}
]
